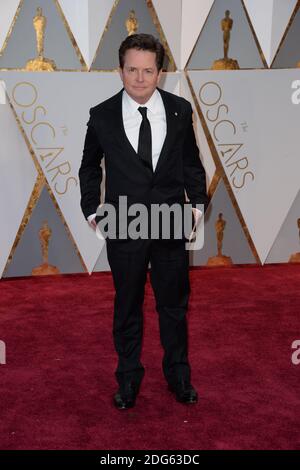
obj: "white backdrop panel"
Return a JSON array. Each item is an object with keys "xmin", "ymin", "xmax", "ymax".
[
  {"xmin": 188, "ymin": 69, "xmax": 300, "ymax": 263},
  {"xmin": 153, "ymin": 0, "xmax": 182, "ymax": 69},
  {"xmin": 0, "ymin": 84, "xmax": 38, "ymax": 277},
  {"xmin": 1, "ymin": 71, "xmax": 125, "ymax": 273},
  {"xmin": 181, "ymin": 0, "xmax": 214, "ymax": 69},
  {"xmin": 244, "ymin": 0, "xmax": 297, "ymax": 67},
  {"xmin": 0, "ymin": 0, "xmax": 19, "ymax": 53},
  {"xmin": 58, "ymin": 0, "xmax": 115, "ymax": 69}
]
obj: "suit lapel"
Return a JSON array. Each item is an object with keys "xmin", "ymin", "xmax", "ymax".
[
  {"xmin": 106, "ymin": 88, "xmax": 142, "ymax": 163},
  {"xmin": 105, "ymin": 86, "xmax": 180, "ymax": 175}
]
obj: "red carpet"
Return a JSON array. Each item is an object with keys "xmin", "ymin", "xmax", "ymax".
[{"xmin": 0, "ymin": 264, "xmax": 300, "ymax": 450}]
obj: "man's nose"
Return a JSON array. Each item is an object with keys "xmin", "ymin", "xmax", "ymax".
[{"xmin": 136, "ymin": 71, "xmax": 144, "ymax": 82}]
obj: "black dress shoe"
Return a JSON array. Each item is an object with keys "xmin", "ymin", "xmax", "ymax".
[
  {"xmin": 113, "ymin": 382, "xmax": 138, "ymax": 410},
  {"xmin": 168, "ymin": 379, "xmax": 198, "ymax": 404}
]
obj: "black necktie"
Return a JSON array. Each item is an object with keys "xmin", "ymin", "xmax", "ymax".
[{"xmin": 137, "ymin": 106, "xmax": 153, "ymax": 172}]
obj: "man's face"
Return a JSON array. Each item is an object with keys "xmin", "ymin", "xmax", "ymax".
[{"xmin": 118, "ymin": 48, "xmax": 162, "ymax": 104}]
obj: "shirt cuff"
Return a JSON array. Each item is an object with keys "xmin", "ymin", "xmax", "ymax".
[
  {"xmin": 87, "ymin": 213, "xmax": 96, "ymax": 223},
  {"xmin": 192, "ymin": 207, "xmax": 202, "ymax": 218}
]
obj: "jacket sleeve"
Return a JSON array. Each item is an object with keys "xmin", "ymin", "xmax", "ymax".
[
  {"xmin": 78, "ymin": 108, "xmax": 104, "ymax": 219},
  {"xmin": 183, "ymin": 103, "xmax": 208, "ymax": 212}
]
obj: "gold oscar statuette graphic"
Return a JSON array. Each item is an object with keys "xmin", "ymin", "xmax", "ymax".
[
  {"xmin": 212, "ymin": 10, "xmax": 239, "ymax": 70},
  {"xmin": 289, "ymin": 218, "xmax": 300, "ymax": 263},
  {"xmin": 125, "ymin": 10, "xmax": 139, "ymax": 36},
  {"xmin": 32, "ymin": 221, "xmax": 60, "ymax": 275},
  {"xmin": 207, "ymin": 213, "xmax": 233, "ymax": 266},
  {"xmin": 25, "ymin": 7, "xmax": 57, "ymax": 71}
]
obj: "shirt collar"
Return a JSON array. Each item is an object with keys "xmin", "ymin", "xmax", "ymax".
[{"xmin": 123, "ymin": 88, "xmax": 161, "ymax": 116}]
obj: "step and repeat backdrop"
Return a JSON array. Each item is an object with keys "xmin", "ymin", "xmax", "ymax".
[{"xmin": 1, "ymin": 0, "xmax": 300, "ymax": 278}]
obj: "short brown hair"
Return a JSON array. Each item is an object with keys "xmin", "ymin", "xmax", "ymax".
[{"xmin": 119, "ymin": 33, "xmax": 165, "ymax": 71}]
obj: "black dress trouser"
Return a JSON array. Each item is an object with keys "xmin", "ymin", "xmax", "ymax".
[{"xmin": 106, "ymin": 238, "xmax": 191, "ymax": 389}]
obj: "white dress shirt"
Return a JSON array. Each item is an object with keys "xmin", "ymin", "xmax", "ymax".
[{"xmin": 122, "ymin": 88, "xmax": 166, "ymax": 172}]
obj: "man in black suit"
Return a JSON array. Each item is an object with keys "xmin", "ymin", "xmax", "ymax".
[{"xmin": 79, "ymin": 34, "xmax": 208, "ymax": 410}]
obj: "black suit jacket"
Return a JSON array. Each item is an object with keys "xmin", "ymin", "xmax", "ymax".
[{"xmin": 79, "ymin": 86, "xmax": 208, "ymax": 224}]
